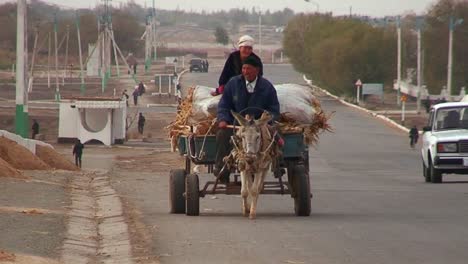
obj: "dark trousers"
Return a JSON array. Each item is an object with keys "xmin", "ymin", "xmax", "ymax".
[
  {"xmin": 75, "ymin": 154, "xmax": 82, "ymax": 168},
  {"xmin": 133, "ymin": 65, "xmax": 137, "ymax": 74},
  {"xmin": 138, "ymin": 124, "xmax": 144, "ymax": 134},
  {"xmin": 133, "ymin": 95, "xmax": 138, "ymax": 106},
  {"xmin": 215, "ymin": 128, "xmax": 233, "ymax": 178},
  {"xmin": 410, "ymin": 136, "xmax": 418, "ymax": 148}
]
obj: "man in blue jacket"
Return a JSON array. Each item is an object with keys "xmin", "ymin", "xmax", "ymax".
[{"xmin": 215, "ymin": 55, "xmax": 280, "ymax": 184}]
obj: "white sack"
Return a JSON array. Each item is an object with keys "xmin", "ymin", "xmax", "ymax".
[
  {"xmin": 189, "ymin": 84, "xmax": 318, "ymax": 124},
  {"xmin": 190, "ymin": 85, "xmax": 219, "ymax": 123}
]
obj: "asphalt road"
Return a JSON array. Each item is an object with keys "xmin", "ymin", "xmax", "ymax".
[{"xmin": 114, "ymin": 64, "xmax": 468, "ymax": 264}]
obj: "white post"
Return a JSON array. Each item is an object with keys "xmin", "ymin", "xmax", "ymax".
[
  {"xmin": 356, "ymin": 85, "xmax": 360, "ymax": 104},
  {"xmin": 402, "ymin": 100, "xmax": 406, "ymax": 124},
  {"xmin": 397, "ymin": 16, "xmax": 402, "ymax": 106},
  {"xmin": 12, "ymin": 64, "xmax": 15, "ymax": 77},
  {"xmin": 159, "ymin": 75, "xmax": 162, "ymax": 94},
  {"xmin": 182, "ymin": 56, "xmax": 185, "ymax": 69},
  {"xmin": 169, "ymin": 75, "xmax": 172, "ymax": 95},
  {"xmin": 280, "ymin": 52, "xmax": 283, "ymax": 63},
  {"xmin": 447, "ymin": 18, "xmax": 454, "ymax": 102},
  {"xmin": 417, "ymin": 27, "xmax": 422, "ymax": 113}
]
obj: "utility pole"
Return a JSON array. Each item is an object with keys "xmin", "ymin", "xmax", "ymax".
[
  {"xmin": 29, "ymin": 26, "xmax": 39, "ymax": 93},
  {"xmin": 76, "ymin": 12, "xmax": 85, "ymax": 94},
  {"xmin": 447, "ymin": 16, "xmax": 463, "ymax": 101},
  {"xmin": 15, "ymin": 0, "xmax": 29, "ymax": 138},
  {"xmin": 153, "ymin": 0, "xmax": 157, "ymax": 61},
  {"xmin": 54, "ymin": 13, "xmax": 60, "ymax": 101},
  {"xmin": 63, "ymin": 25, "xmax": 70, "ymax": 84},
  {"xmin": 416, "ymin": 17, "xmax": 423, "ymax": 114},
  {"xmin": 258, "ymin": 9, "xmax": 262, "ymax": 57},
  {"xmin": 396, "ymin": 16, "xmax": 402, "ymax": 106}
]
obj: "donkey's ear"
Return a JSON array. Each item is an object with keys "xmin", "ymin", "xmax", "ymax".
[
  {"xmin": 256, "ymin": 111, "xmax": 272, "ymax": 126},
  {"xmin": 231, "ymin": 110, "xmax": 248, "ymax": 127}
]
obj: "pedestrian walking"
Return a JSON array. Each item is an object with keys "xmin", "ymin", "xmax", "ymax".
[
  {"xmin": 138, "ymin": 81, "xmax": 146, "ymax": 95},
  {"xmin": 31, "ymin": 119, "xmax": 39, "ymax": 139},
  {"xmin": 126, "ymin": 53, "xmax": 138, "ymax": 75},
  {"xmin": 133, "ymin": 88, "xmax": 139, "ymax": 106},
  {"xmin": 424, "ymin": 96, "xmax": 431, "ymax": 113},
  {"xmin": 409, "ymin": 125, "xmax": 419, "ymax": 149},
  {"xmin": 122, "ymin": 90, "xmax": 129, "ymax": 107},
  {"xmin": 138, "ymin": 113, "xmax": 146, "ymax": 134},
  {"xmin": 72, "ymin": 139, "xmax": 85, "ymax": 168}
]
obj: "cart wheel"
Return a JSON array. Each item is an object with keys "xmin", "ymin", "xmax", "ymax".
[
  {"xmin": 185, "ymin": 173, "xmax": 200, "ymax": 216},
  {"xmin": 169, "ymin": 169, "xmax": 186, "ymax": 214},
  {"xmin": 293, "ymin": 164, "xmax": 311, "ymax": 216}
]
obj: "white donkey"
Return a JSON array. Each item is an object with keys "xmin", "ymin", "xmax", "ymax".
[{"xmin": 231, "ymin": 111, "xmax": 277, "ymax": 219}]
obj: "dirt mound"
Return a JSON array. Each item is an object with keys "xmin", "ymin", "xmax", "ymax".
[
  {"xmin": 0, "ymin": 137, "xmax": 50, "ymax": 170},
  {"xmin": 36, "ymin": 145, "xmax": 79, "ymax": 171},
  {"xmin": 0, "ymin": 157, "xmax": 24, "ymax": 179}
]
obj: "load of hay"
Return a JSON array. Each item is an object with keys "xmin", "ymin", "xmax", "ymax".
[{"xmin": 167, "ymin": 84, "xmax": 332, "ymax": 150}]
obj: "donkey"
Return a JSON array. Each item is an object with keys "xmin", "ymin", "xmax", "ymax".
[{"xmin": 231, "ymin": 111, "xmax": 277, "ymax": 219}]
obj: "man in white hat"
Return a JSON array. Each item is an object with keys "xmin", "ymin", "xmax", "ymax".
[{"xmin": 211, "ymin": 35, "xmax": 263, "ymax": 96}]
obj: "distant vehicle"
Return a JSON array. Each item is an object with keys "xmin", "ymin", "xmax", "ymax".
[
  {"xmin": 189, "ymin": 58, "xmax": 203, "ymax": 72},
  {"xmin": 421, "ymin": 101, "xmax": 468, "ymax": 183}
]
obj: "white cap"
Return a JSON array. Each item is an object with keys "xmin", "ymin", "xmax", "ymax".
[{"xmin": 238, "ymin": 35, "xmax": 254, "ymax": 48}]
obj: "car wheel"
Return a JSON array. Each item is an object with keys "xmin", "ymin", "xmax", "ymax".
[
  {"xmin": 423, "ymin": 161, "xmax": 430, "ymax": 183},
  {"xmin": 430, "ymin": 162, "xmax": 442, "ymax": 183}
]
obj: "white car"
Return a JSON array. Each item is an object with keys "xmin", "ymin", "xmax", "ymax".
[{"xmin": 422, "ymin": 102, "xmax": 468, "ymax": 183}]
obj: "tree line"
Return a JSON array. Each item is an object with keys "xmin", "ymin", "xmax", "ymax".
[
  {"xmin": 283, "ymin": 0, "xmax": 468, "ymax": 96},
  {"xmin": 0, "ymin": 0, "xmax": 296, "ymax": 69}
]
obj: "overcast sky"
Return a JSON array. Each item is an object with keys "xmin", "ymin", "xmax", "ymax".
[{"xmin": 1, "ymin": 0, "xmax": 437, "ymax": 17}]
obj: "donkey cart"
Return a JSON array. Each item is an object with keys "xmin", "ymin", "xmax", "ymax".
[{"xmin": 169, "ymin": 131, "xmax": 312, "ymax": 217}]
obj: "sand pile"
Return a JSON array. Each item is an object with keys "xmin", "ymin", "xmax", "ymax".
[
  {"xmin": 0, "ymin": 157, "xmax": 24, "ymax": 179},
  {"xmin": 36, "ymin": 145, "xmax": 79, "ymax": 171},
  {"xmin": 0, "ymin": 137, "xmax": 50, "ymax": 170}
]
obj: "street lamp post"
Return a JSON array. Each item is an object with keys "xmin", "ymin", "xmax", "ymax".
[
  {"xmin": 396, "ymin": 16, "xmax": 402, "ymax": 106},
  {"xmin": 416, "ymin": 17, "xmax": 424, "ymax": 113},
  {"xmin": 447, "ymin": 16, "xmax": 463, "ymax": 101}
]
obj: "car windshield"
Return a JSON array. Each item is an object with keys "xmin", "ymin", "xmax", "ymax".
[
  {"xmin": 434, "ymin": 106, "xmax": 468, "ymax": 131},
  {"xmin": 190, "ymin": 59, "xmax": 202, "ymax": 65}
]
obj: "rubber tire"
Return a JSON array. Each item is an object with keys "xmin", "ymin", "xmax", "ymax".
[
  {"xmin": 185, "ymin": 173, "xmax": 200, "ymax": 216},
  {"xmin": 423, "ymin": 162, "xmax": 430, "ymax": 183},
  {"xmin": 292, "ymin": 164, "xmax": 311, "ymax": 216},
  {"xmin": 169, "ymin": 169, "xmax": 186, "ymax": 214},
  {"xmin": 430, "ymin": 163, "xmax": 442, "ymax": 183}
]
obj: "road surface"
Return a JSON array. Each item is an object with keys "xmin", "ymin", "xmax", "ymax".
[{"xmin": 112, "ymin": 64, "xmax": 468, "ymax": 264}]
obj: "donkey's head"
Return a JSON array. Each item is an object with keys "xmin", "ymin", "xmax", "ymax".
[{"xmin": 232, "ymin": 111, "xmax": 272, "ymax": 157}]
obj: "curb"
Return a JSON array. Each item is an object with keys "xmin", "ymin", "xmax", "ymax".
[{"xmin": 303, "ymin": 75, "xmax": 410, "ymax": 133}]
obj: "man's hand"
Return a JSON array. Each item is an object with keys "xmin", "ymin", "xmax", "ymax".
[
  {"xmin": 210, "ymin": 89, "xmax": 219, "ymax": 96},
  {"xmin": 277, "ymin": 137, "xmax": 285, "ymax": 147},
  {"xmin": 218, "ymin": 121, "xmax": 228, "ymax": 129},
  {"xmin": 210, "ymin": 85, "xmax": 225, "ymax": 96}
]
